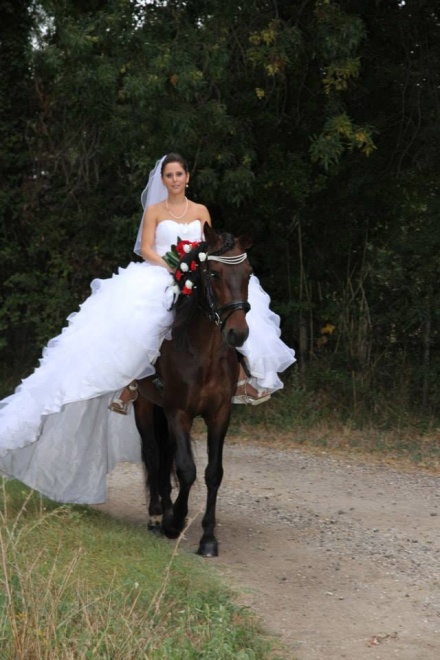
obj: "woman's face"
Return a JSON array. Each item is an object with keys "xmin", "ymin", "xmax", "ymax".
[{"xmin": 162, "ymin": 162, "xmax": 189, "ymax": 195}]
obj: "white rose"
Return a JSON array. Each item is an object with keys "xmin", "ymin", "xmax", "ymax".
[
  {"xmin": 183, "ymin": 244, "xmax": 191, "ymax": 253},
  {"xmin": 185, "ymin": 279, "xmax": 193, "ymax": 289},
  {"xmin": 180, "ymin": 262, "xmax": 189, "ymax": 272},
  {"xmin": 198, "ymin": 252, "xmax": 207, "ymax": 262}
]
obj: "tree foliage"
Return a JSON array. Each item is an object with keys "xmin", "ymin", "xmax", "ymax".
[{"xmin": 1, "ymin": 0, "xmax": 439, "ymax": 417}]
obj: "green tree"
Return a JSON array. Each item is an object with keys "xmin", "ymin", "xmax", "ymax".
[
  {"xmin": 1, "ymin": 0, "xmax": 439, "ymax": 419},
  {"xmin": 0, "ymin": 0, "xmax": 36, "ymax": 373}
]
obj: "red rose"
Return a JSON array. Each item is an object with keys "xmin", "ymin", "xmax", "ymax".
[
  {"xmin": 190, "ymin": 260, "xmax": 197, "ymax": 272},
  {"xmin": 176, "ymin": 240, "xmax": 191, "ymax": 257}
]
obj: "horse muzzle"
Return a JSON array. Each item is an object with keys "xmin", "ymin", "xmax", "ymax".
[
  {"xmin": 217, "ymin": 300, "xmax": 250, "ymax": 348},
  {"xmin": 223, "ymin": 325, "xmax": 249, "ymax": 348}
]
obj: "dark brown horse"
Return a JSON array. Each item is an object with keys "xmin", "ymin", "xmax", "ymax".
[{"xmin": 133, "ymin": 224, "xmax": 252, "ymax": 557}]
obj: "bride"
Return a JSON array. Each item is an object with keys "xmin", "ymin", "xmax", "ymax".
[{"xmin": 0, "ymin": 153, "xmax": 295, "ymax": 503}]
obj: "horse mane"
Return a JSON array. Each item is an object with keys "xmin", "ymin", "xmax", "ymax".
[{"xmin": 170, "ymin": 232, "xmax": 236, "ymax": 340}]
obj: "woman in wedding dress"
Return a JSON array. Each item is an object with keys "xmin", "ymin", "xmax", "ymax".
[{"xmin": 0, "ymin": 154, "xmax": 295, "ymax": 504}]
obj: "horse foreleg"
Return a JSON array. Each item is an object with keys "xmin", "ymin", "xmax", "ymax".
[
  {"xmin": 153, "ymin": 405, "xmax": 174, "ymax": 529},
  {"xmin": 134, "ymin": 399, "xmax": 171, "ymax": 535},
  {"xmin": 162, "ymin": 411, "xmax": 195, "ymax": 540},
  {"xmin": 198, "ymin": 416, "xmax": 229, "ymax": 557}
]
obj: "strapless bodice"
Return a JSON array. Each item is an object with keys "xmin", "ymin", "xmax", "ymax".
[{"xmin": 154, "ymin": 219, "xmax": 203, "ymax": 256}]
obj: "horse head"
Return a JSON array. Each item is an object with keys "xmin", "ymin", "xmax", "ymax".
[
  {"xmin": 202, "ymin": 223, "xmax": 253, "ymax": 348},
  {"xmin": 171, "ymin": 223, "xmax": 253, "ymax": 348}
]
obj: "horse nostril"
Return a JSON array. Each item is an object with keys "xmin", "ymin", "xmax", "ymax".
[{"xmin": 225, "ymin": 328, "xmax": 249, "ymax": 348}]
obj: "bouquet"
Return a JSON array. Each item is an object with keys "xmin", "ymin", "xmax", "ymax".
[
  {"xmin": 163, "ymin": 237, "xmax": 200, "ymax": 270},
  {"xmin": 164, "ymin": 237, "xmax": 207, "ymax": 297}
]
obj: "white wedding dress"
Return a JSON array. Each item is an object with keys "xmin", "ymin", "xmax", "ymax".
[{"xmin": 0, "ymin": 220, "xmax": 295, "ymax": 503}]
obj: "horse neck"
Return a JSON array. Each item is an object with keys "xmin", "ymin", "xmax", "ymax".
[{"xmin": 186, "ymin": 311, "xmax": 228, "ymax": 359}]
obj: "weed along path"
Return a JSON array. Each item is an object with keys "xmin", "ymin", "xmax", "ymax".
[{"xmin": 95, "ymin": 439, "xmax": 440, "ymax": 659}]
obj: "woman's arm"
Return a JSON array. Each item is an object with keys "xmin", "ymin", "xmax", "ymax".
[
  {"xmin": 198, "ymin": 204, "xmax": 212, "ymax": 228},
  {"xmin": 140, "ymin": 207, "xmax": 174, "ymax": 271}
]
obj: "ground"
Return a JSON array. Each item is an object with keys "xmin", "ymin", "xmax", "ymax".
[{"xmin": 95, "ymin": 437, "xmax": 440, "ymax": 660}]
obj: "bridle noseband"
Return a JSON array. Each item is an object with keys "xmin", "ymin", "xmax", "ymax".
[{"xmin": 202, "ymin": 252, "xmax": 251, "ymax": 329}]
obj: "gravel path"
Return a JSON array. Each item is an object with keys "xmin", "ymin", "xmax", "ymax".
[{"xmin": 95, "ymin": 440, "xmax": 440, "ymax": 659}]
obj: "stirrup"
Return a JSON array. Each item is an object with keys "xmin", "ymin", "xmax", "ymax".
[
  {"xmin": 151, "ymin": 374, "xmax": 165, "ymax": 394},
  {"xmin": 232, "ymin": 379, "xmax": 271, "ymax": 406},
  {"xmin": 108, "ymin": 383, "xmax": 138, "ymax": 415}
]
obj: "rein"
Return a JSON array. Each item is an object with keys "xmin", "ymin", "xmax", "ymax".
[{"xmin": 202, "ymin": 251, "xmax": 251, "ymax": 328}]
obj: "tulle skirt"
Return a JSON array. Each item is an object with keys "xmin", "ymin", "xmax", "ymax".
[{"xmin": 0, "ymin": 263, "xmax": 295, "ymax": 503}]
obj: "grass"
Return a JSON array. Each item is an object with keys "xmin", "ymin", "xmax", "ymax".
[
  {"xmin": 226, "ymin": 373, "xmax": 440, "ymax": 471},
  {"xmin": 0, "ymin": 479, "xmax": 281, "ymax": 659}
]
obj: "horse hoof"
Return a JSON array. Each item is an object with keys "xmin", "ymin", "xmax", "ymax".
[
  {"xmin": 147, "ymin": 515, "xmax": 163, "ymax": 536},
  {"xmin": 147, "ymin": 523, "xmax": 164, "ymax": 537},
  {"xmin": 162, "ymin": 517, "xmax": 183, "ymax": 539},
  {"xmin": 197, "ymin": 541, "xmax": 218, "ymax": 557}
]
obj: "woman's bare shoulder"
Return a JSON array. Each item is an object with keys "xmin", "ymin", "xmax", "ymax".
[
  {"xmin": 191, "ymin": 201, "xmax": 211, "ymax": 224},
  {"xmin": 145, "ymin": 200, "xmax": 164, "ymax": 215},
  {"xmin": 144, "ymin": 201, "xmax": 164, "ymax": 224}
]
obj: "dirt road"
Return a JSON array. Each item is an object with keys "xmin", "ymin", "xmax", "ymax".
[{"xmin": 96, "ymin": 439, "xmax": 440, "ymax": 659}]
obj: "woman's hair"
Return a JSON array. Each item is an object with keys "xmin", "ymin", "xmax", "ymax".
[{"xmin": 161, "ymin": 153, "xmax": 189, "ymax": 175}]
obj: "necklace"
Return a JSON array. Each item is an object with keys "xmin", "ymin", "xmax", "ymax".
[{"xmin": 166, "ymin": 197, "xmax": 188, "ymax": 220}]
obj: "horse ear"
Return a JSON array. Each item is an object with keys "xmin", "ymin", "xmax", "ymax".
[
  {"xmin": 203, "ymin": 222, "xmax": 219, "ymax": 247},
  {"xmin": 238, "ymin": 233, "xmax": 253, "ymax": 251}
]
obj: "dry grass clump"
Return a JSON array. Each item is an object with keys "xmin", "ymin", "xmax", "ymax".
[{"xmin": 0, "ymin": 480, "xmax": 276, "ymax": 659}]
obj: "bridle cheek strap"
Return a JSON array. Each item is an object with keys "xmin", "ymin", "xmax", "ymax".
[{"xmin": 202, "ymin": 255, "xmax": 251, "ymax": 328}]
